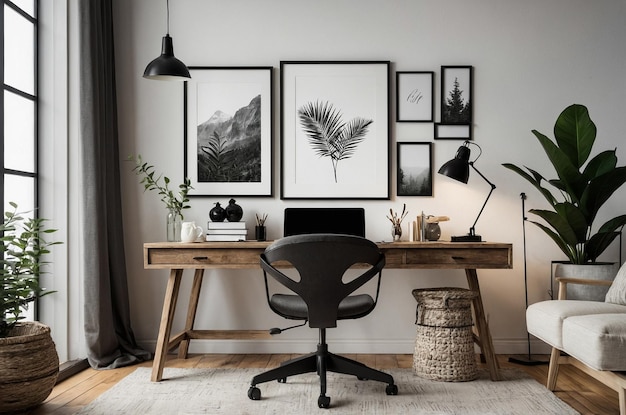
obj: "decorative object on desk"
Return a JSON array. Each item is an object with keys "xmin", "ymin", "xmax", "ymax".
[
  {"xmin": 130, "ymin": 154, "xmax": 192, "ymax": 242},
  {"xmin": 0, "ymin": 202, "xmax": 61, "ymax": 412},
  {"xmin": 387, "ymin": 204, "xmax": 408, "ymax": 241},
  {"xmin": 209, "ymin": 202, "xmax": 225, "ymax": 222},
  {"xmin": 142, "ymin": 0, "xmax": 190, "ymax": 81},
  {"xmin": 438, "ymin": 141, "xmax": 495, "ymax": 242},
  {"xmin": 424, "ymin": 215, "xmax": 447, "ymax": 241},
  {"xmin": 180, "ymin": 221, "xmax": 203, "ymax": 243},
  {"xmin": 184, "ymin": 66, "xmax": 273, "ymax": 197},
  {"xmin": 225, "ymin": 199, "xmax": 243, "ymax": 222},
  {"xmin": 206, "ymin": 220, "xmax": 247, "ymax": 242},
  {"xmin": 280, "ymin": 61, "xmax": 390, "ymax": 199},
  {"xmin": 503, "ymin": 104, "xmax": 626, "ymax": 265},
  {"xmin": 255, "ymin": 213, "xmax": 267, "ymax": 241}
]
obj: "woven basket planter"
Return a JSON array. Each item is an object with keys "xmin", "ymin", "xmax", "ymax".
[
  {"xmin": 412, "ymin": 287, "xmax": 478, "ymax": 382},
  {"xmin": 0, "ymin": 321, "xmax": 59, "ymax": 413}
]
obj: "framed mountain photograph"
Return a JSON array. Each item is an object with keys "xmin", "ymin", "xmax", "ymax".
[
  {"xmin": 280, "ymin": 61, "xmax": 390, "ymax": 199},
  {"xmin": 184, "ymin": 66, "xmax": 273, "ymax": 196}
]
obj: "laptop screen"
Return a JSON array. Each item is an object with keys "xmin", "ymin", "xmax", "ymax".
[{"xmin": 283, "ymin": 208, "xmax": 366, "ymax": 237}]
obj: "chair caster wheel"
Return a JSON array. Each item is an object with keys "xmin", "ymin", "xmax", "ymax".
[
  {"xmin": 278, "ymin": 377, "xmax": 287, "ymax": 383},
  {"xmin": 386, "ymin": 384, "xmax": 398, "ymax": 395},
  {"xmin": 248, "ymin": 386, "xmax": 261, "ymax": 400},
  {"xmin": 318, "ymin": 395, "xmax": 331, "ymax": 408}
]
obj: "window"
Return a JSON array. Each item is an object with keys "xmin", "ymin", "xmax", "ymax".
[
  {"xmin": 2, "ymin": 0, "xmax": 38, "ymax": 322},
  {"xmin": 2, "ymin": 0, "xmax": 38, "ymax": 216}
]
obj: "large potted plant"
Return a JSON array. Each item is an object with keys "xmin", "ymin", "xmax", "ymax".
[
  {"xmin": 503, "ymin": 104, "xmax": 626, "ymax": 299},
  {"xmin": 0, "ymin": 202, "xmax": 61, "ymax": 412}
]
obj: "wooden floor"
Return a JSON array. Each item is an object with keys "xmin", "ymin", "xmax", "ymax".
[{"xmin": 22, "ymin": 354, "xmax": 619, "ymax": 415}]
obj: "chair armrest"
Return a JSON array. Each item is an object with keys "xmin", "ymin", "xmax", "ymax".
[{"xmin": 556, "ymin": 277, "xmax": 613, "ymax": 300}]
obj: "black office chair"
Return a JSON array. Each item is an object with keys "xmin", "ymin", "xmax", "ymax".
[{"xmin": 247, "ymin": 234, "xmax": 397, "ymax": 409}]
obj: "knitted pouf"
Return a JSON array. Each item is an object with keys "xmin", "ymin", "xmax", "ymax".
[{"xmin": 412, "ymin": 287, "xmax": 478, "ymax": 382}]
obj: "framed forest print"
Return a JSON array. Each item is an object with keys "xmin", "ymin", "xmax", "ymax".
[
  {"xmin": 280, "ymin": 61, "xmax": 390, "ymax": 199},
  {"xmin": 184, "ymin": 66, "xmax": 273, "ymax": 197},
  {"xmin": 397, "ymin": 142, "xmax": 433, "ymax": 196},
  {"xmin": 396, "ymin": 71, "xmax": 434, "ymax": 122},
  {"xmin": 440, "ymin": 65, "xmax": 472, "ymax": 124}
]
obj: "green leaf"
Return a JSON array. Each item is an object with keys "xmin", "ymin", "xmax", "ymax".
[{"xmin": 554, "ymin": 104, "xmax": 596, "ymax": 168}]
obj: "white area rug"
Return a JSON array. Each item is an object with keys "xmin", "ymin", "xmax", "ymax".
[{"xmin": 76, "ymin": 367, "xmax": 578, "ymax": 414}]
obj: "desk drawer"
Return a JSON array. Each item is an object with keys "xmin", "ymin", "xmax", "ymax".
[
  {"xmin": 405, "ymin": 247, "xmax": 511, "ymax": 269},
  {"xmin": 145, "ymin": 247, "xmax": 264, "ymax": 269}
]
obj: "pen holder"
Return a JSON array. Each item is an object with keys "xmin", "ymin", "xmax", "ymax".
[{"xmin": 255, "ymin": 225, "xmax": 266, "ymax": 241}]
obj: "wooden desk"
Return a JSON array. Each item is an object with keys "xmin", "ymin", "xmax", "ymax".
[{"xmin": 144, "ymin": 241, "xmax": 512, "ymax": 382}]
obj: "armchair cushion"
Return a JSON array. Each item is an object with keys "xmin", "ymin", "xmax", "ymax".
[
  {"xmin": 562, "ymin": 313, "xmax": 626, "ymax": 371},
  {"xmin": 526, "ymin": 300, "xmax": 626, "ymax": 348},
  {"xmin": 605, "ymin": 262, "xmax": 626, "ymax": 305}
]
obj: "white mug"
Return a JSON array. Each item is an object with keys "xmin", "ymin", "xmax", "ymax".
[{"xmin": 180, "ymin": 221, "xmax": 203, "ymax": 243}]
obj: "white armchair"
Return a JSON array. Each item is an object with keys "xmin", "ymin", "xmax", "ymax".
[{"xmin": 527, "ymin": 262, "xmax": 626, "ymax": 415}]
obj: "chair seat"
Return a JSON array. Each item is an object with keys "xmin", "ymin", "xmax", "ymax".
[
  {"xmin": 563, "ymin": 314, "xmax": 626, "ymax": 371},
  {"xmin": 270, "ymin": 293, "xmax": 375, "ymax": 320},
  {"xmin": 527, "ymin": 300, "xmax": 626, "ymax": 348}
]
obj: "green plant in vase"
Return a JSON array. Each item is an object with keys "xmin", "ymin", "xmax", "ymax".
[
  {"xmin": 0, "ymin": 202, "xmax": 60, "ymax": 338},
  {"xmin": 503, "ymin": 104, "xmax": 626, "ymax": 265},
  {"xmin": 131, "ymin": 155, "xmax": 193, "ymax": 242}
]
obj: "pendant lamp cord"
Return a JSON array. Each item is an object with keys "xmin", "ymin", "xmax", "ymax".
[{"xmin": 166, "ymin": 0, "xmax": 170, "ymax": 35}]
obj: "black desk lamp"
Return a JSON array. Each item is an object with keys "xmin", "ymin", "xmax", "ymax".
[{"xmin": 438, "ymin": 141, "xmax": 496, "ymax": 242}]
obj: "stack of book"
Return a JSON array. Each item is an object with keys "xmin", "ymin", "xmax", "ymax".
[{"xmin": 206, "ymin": 221, "xmax": 248, "ymax": 242}]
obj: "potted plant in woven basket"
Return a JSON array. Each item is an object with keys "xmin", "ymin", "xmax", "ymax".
[
  {"xmin": 503, "ymin": 104, "xmax": 626, "ymax": 299},
  {"xmin": 0, "ymin": 202, "xmax": 61, "ymax": 413}
]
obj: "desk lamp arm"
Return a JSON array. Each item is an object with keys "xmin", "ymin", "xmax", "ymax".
[{"xmin": 468, "ymin": 162, "xmax": 496, "ymax": 237}]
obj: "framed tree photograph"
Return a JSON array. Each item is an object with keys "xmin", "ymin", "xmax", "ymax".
[
  {"xmin": 396, "ymin": 71, "xmax": 434, "ymax": 122},
  {"xmin": 184, "ymin": 66, "xmax": 273, "ymax": 197},
  {"xmin": 440, "ymin": 66, "xmax": 473, "ymax": 125},
  {"xmin": 397, "ymin": 142, "xmax": 433, "ymax": 196},
  {"xmin": 280, "ymin": 61, "xmax": 390, "ymax": 199}
]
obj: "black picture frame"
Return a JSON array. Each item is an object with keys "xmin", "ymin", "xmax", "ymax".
[
  {"xmin": 440, "ymin": 65, "xmax": 473, "ymax": 125},
  {"xmin": 434, "ymin": 123, "xmax": 473, "ymax": 140},
  {"xmin": 184, "ymin": 66, "xmax": 273, "ymax": 197},
  {"xmin": 280, "ymin": 61, "xmax": 390, "ymax": 200},
  {"xmin": 397, "ymin": 142, "xmax": 433, "ymax": 196},
  {"xmin": 396, "ymin": 71, "xmax": 434, "ymax": 122}
]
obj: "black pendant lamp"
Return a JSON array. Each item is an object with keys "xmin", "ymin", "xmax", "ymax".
[{"xmin": 143, "ymin": 0, "xmax": 190, "ymax": 81}]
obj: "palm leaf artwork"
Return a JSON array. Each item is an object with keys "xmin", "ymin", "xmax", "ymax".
[{"xmin": 298, "ymin": 101, "xmax": 373, "ymax": 183}]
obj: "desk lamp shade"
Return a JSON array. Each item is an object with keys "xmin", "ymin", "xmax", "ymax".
[
  {"xmin": 143, "ymin": 0, "xmax": 190, "ymax": 81},
  {"xmin": 438, "ymin": 145, "xmax": 471, "ymax": 184},
  {"xmin": 438, "ymin": 141, "xmax": 496, "ymax": 242}
]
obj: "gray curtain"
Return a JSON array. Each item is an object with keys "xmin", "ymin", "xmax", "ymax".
[{"xmin": 79, "ymin": 0, "xmax": 151, "ymax": 369}]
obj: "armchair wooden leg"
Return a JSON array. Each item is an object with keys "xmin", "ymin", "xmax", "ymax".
[
  {"xmin": 547, "ymin": 347, "xmax": 561, "ymax": 391},
  {"xmin": 619, "ymin": 387, "xmax": 626, "ymax": 415}
]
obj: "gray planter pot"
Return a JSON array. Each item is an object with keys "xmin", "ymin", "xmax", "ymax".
[{"xmin": 555, "ymin": 262, "xmax": 619, "ymax": 301}]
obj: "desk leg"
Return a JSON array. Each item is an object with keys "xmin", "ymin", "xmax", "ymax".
[
  {"xmin": 178, "ymin": 268, "xmax": 205, "ymax": 359},
  {"xmin": 465, "ymin": 268, "xmax": 501, "ymax": 381},
  {"xmin": 151, "ymin": 268, "xmax": 183, "ymax": 382}
]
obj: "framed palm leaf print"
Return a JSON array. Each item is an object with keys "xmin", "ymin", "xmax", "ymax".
[
  {"xmin": 184, "ymin": 66, "xmax": 273, "ymax": 197},
  {"xmin": 280, "ymin": 61, "xmax": 390, "ymax": 199}
]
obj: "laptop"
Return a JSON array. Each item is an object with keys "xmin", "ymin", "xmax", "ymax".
[{"xmin": 283, "ymin": 208, "xmax": 366, "ymax": 237}]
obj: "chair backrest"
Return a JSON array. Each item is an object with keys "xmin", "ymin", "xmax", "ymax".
[{"xmin": 260, "ymin": 233, "xmax": 385, "ymax": 328}]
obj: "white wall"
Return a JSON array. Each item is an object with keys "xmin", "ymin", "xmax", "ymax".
[{"xmin": 113, "ymin": 0, "xmax": 626, "ymax": 354}]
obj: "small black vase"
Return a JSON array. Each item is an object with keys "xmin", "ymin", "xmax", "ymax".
[
  {"xmin": 209, "ymin": 202, "xmax": 226, "ymax": 222},
  {"xmin": 225, "ymin": 199, "xmax": 243, "ymax": 222}
]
